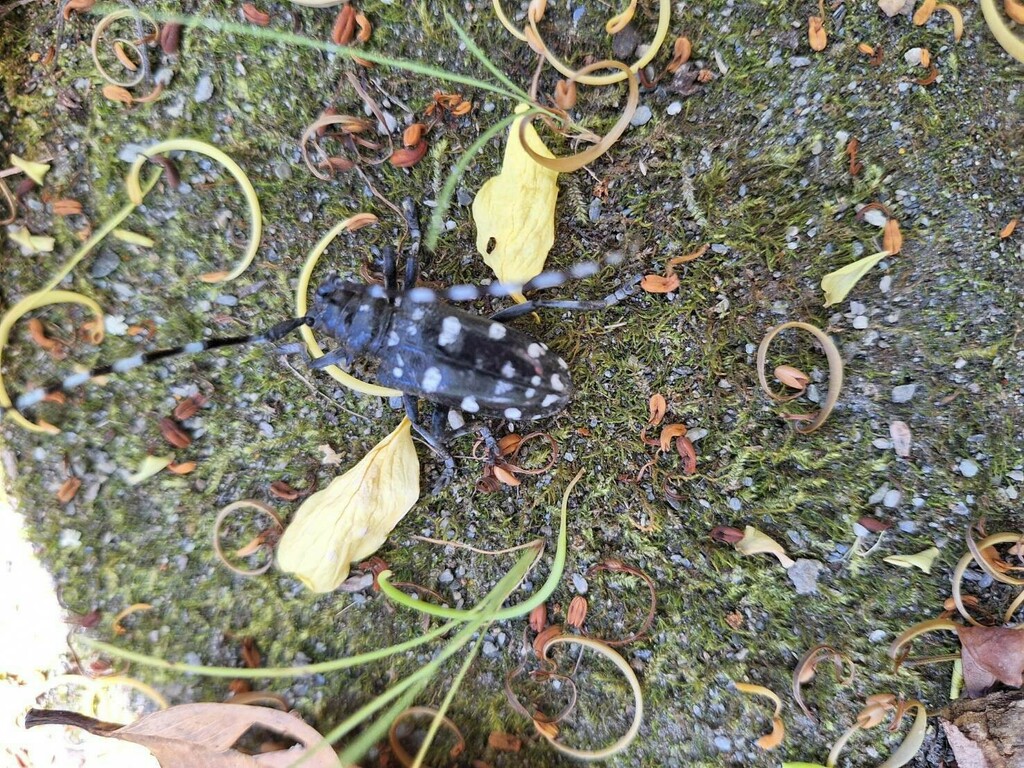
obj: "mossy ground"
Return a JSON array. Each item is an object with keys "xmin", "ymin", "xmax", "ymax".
[{"xmin": 1, "ymin": 0, "xmax": 1022, "ymax": 765}]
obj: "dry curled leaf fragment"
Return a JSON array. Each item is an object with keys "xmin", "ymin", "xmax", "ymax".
[
  {"xmin": 554, "ymin": 79, "xmax": 577, "ymax": 110},
  {"xmin": 735, "ymin": 526, "xmax": 795, "ymax": 568},
  {"xmin": 774, "ymin": 365, "xmax": 810, "ymax": 392},
  {"xmin": 884, "ymin": 546, "xmax": 940, "ymax": 573},
  {"xmin": 57, "ymin": 477, "xmax": 81, "ymax": 504},
  {"xmin": 389, "ymin": 140, "xmax": 428, "ymax": 168},
  {"xmin": 648, "ymin": 394, "xmax": 667, "ymax": 426},
  {"xmin": 883, "ymin": 219, "xmax": 903, "ymax": 254},
  {"xmin": 331, "ymin": 4, "xmax": 356, "ymax": 45},
  {"xmin": 533, "ymin": 624, "xmax": 562, "ymax": 660},
  {"xmin": 808, "ymin": 16, "xmax": 827, "ymax": 51},
  {"xmin": 889, "ymin": 420, "xmax": 911, "ymax": 457},
  {"xmin": 172, "ymin": 394, "xmax": 207, "ymax": 421},
  {"xmin": 566, "ymin": 596, "xmax": 588, "ymax": 628},
  {"xmin": 61, "ymin": 0, "xmax": 95, "ymax": 19},
  {"xmin": 166, "ymin": 460, "xmax": 196, "ymax": 475},
  {"xmin": 640, "ymin": 273, "xmax": 680, "ymax": 293},
  {"xmin": 658, "ymin": 423, "xmax": 687, "ymax": 452},
  {"xmin": 677, "ymin": 435, "xmax": 698, "ymax": 475},
  {"xmin": 269, "ymin": 481, "xmax": 300, "ymax": 501},
  {"xmin": 402, "ymin": 123, "xmax": 425, "ymax": 148},
  {"xmin": 102, "ymin": 85, "xmax": 134, "ymax": 105},
  {"xmin": 733, "ymin": 682, "xmax": 785, "ymax": 750},
  {"xmin": 159, "ymin": 417, "xmax": 191, "ymax": 449},
  {"xmin": 1000, "ymin": 218, "xmax": 1019, "ymax": 239},
  {"xmin": 666, "ymin": 36, "xmax": 692, "ymax": 73},
  {"xmin": 858, "ymin": 42, "xmax": 875, "ymax": 56},
  {"xmin": 846, "ymin": 137, "xmax": 862, "ymax": 176},
  {"xmin": 492, "ymin": 463, "xmax": 521, "ymax": 487},
  {"xmin": 276, "ymin": 418, "xmax": 419, "ymax": 592},
  {"xmin": 915, "ymin": 65, "xmax": 939, "ymax": 85},
  {"xmin": 159, "ymin": 22, "xmax": 182, "ymax": 54},
  {"xmin": 355, "ymin": 12, "xmax": 371, "ymax": 43},
  {"xmin": 529, "ymin": 603, "xmax": 548, "ymax": 633},
  {"xmin": 241, "ymin": 3, "xmax": 271, "ymax": 25}
]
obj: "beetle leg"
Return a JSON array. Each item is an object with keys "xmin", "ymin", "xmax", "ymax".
[
  {"xmin": 401, "ymin": 197, "xmax": 420, "ymax": 288},
  {"xmin": 403, "ymin": 394, "xmax": 457, "ymax": 491},
  {"xmin": 309, "ymin": 346, "xmax": 353, "ymax": 370},
  {"xmin": 380, "ymin": 245, "xmax": 398, "ymax": 292}
]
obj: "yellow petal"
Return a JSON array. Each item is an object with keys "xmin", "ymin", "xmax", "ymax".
[
  {"xmin": 112, "ymin": 228, "xmax": 156, "ymax": 247},
  {"xmin": 733, "ymin": 682, "xmax": 785, "ymax": 750},
  {"xmin": 736, "ymin": 526, "xmax": 795, "ymax": 568},
  {"xmin": 472, "ymin": 104, "xmax": 559, "ymax": 298},
  {"xmin": 821, "ymin": 250, "xmax": 890, "ymax": 307},
  {"xmin": 9, "ymin": 226, "xmax": 55, "ymax": 254},
  {"xmin": 884, "ymin": 546, "xmax": 940, "ymax": 574},
  {"xmin": 277, "ymin": 418, "xmax": 419, "ymax": 592},
  {"xmin": 10, "ymin": 154, "xmax": 50, "ymax": 185},
  {"xmin": 125, "ymin": 454, "xmax": 174, "ymax": 485}
]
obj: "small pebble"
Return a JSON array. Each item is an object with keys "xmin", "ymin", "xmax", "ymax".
[
  {"xmin": 879, "ymin": 275, "xmax": 892, "ymax": 293},
  {"xmin": 898, "ymin": 520, "xmax": 917, "ymax": 533},
  {"xmin": 958, "ymin": 459, "xmax": 979, "ymax": 478},
  {"xmin": 89, "ymin": 250, "xmax": 120, "ymax": 278},
  {"xmin": 215, "ymin": 294, "xmax": 238, "ymax": 306},
  {"xmin": 59, "ymin": 529, "xmax": 82, "ymax": 548},
  {"xmin": 892, "ymin": 384, "xmax": 917, "ymax": 403},
  {"xmin": 713, "ymin": 736, "xmax": 732, "ymax": 752},
  {"xmin": 666, "ymin": 100, "xmax": 683, "ymax": 116},
  {"xmin": 572, "ymin": 573, "xmax": 588, "ymax": 594},
  {"xmin": 630, "ymin": 105, "xmax": 653, "ymax": 127},
  {"xmin": 194, "ymin": 74, "xmax": 214, "ymax": 103},
  {"xmin": 882, "ymin": 489, "xmax": 902, "ymax": 508},
  {"xmin": 788, "ymin": 559, "xmax": 824, "ymax": 595},
  {"xmin": 438, "ymin": 569, "xmax": 454, "ymax": 584},
  {"xmin": 588, "ymin": 198, "xmax": 602, "ymax": 222},
  {"xmin": 954, "ymin": 357, "xmax": 967, "ymax": 369},
  {"xmin": 482, "ymin": 641, "xmax": 499, "ymax": 657},
  {"xmin": 872, "ymin": 438, "xmax": 893, "ymax": 450},
  {"xmin": 852, "ymin": 315, "xmax": 869, "ymax": 330},
  {"xmin": 727, "ymin": 497, "xmax": 742, "ymax": 511},
  {"xmin": 868, "ymin": 485, "xmax": 889, "ymax": 505},
  {"xmin": 868, "ymin": 629, "xmax": 888, "ymax": 643},
  {"xmin": 687, "ymin": 427, "xmax": 708, "ymax": 443},
  {"xmin": 790, "ymin": 56, "xmax": 812, "ymax": 68}
]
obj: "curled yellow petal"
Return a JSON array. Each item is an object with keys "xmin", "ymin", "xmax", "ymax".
[
  {"xmin": 9, "ymin": 226, "xmax": 55, "ymax": 254},
  {"xmin": 472, "ymin": 104, "xmax": 559, "ymax": 293},
  {"xmin": 125, "ymin": 454, "xmax": 174, "ymax": 485},
  {"xmin": 821, "ymin": 250, "xmax": 890, "ymax": 307},
  {"xmin": 276, "ymin": 418, "xmax": 419, "ymax": 592},
  {"xmin": 605, "ymin": 0, "xmax": 637, "ymax": 33},
  {"xmin": 736, "ymin": 526, "xmax": 795, "ymax": 569},
  {"xmin": 9, "ymin": 154, "xmax": 50, "ymax": 185},
  {"xmin": 884, "ymin": 546, "xmax": 940, "ymax": 574},
  {"xmin": 112, "ymin": 228, "xmax": 155, "ymax": 247},
  {"xmin": 733, "ymin": 682, "xmax": 785, "ymax": 750},
  {"xmin": 980, "ymin": 0, "xmax": 1024, "ymax": 62}
]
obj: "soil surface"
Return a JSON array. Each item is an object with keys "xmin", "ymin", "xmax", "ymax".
[{"xmin": 1, "ymin": 0, "xmax": 1022, "ymax": 766}]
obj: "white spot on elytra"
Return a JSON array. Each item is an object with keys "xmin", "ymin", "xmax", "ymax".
[
  {"xmin": 421, "ymin": 367, "xmax": 442, "ymax": 393},
  {"xmin": 411, "ymin": 307, "xmax": 425, "ymax": 321},
  {"xmin": 527, "ymin": 343, "xmax": 544, "ymax": 358},
  {"xmin": 501, "ymin": 362, "xmax": 516, "ymax": 379},
  {"xmin": 448, "ymin": 285, "xmax": 479, "ymax": 301},
  {"xmin": 494, "ymin": 380, "xmax": 514, "ymax": 395},
  {"xmin": 439, "ymin": 316, "xmax": 462, "ymax": 347},
  {"xmin": 461, "ymin": 395, "xmax": 480, "ymax": 413},
  {"xmin": 558, "ymin": 358, "xmax": 569, "ymax": 370},
  {"xmin": 112, "ymin": 354, "xmax": 144, "ymax": 373},
  {"xmin": 531, "ymin": 376, "xmax": 542, "ymax": 386},
  {"xmin": 504, "ymin": 407, "xmax": 522, "ymax": 420},
  {"xmin": 448, "ymin": 409, "xmax": 465, "ymax": 430},
  {"xmin": 488, "ymin": 324, "xmax": 507, "ymax": 340},
  {"xmin": 387, "ymin": 331, "xmax": 400, "ymax": 346},
  {"xmin": 358, "ymin": 304, "xmax": 370, "ymax": 312},
  {"xmin": 392, "ymin": 367, "xmax": 403, "ymax": 378},
  {"xmin": 542, "ymin": 394, "xmax": 561, "ymax": 408},
  {"xmin": 525, "ymin": 388, "xmax": 536, "ymax": 398},
  {"xmin": 550, "ymin": 374, "xmax": 565, "ymax": 392}
]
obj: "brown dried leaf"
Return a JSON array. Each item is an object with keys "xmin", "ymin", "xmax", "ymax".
[
  {"xmin": 640, "ymin": 273, "xmax": 680, "ymax": 293},
  {"xmin": 355, "ymin": 12, "xmax": 371, "ymax": 43},
  {"xmin": 668, "ymin": 244, "xmax": 708, "ymax": 266},
  {"xmin": 451, "ymin": 100, "xmax": 473, "ymax": 116},
  {"xmin": 53, "ymin": 198, "xmax": 84, "ymax": 215},
  {"xmin": 492, "ymin": 463, "xmax": 521, "ymax": 487},
  {"xmin": 916, "ymin": 64, "xmax": 939, "ymax": 86},
  {"xmin": 883, "ymin": 218, "xmax": 904, "ymax": 253},
  {"xmin": 858, "ymin": 515, "xmax": 892, "ymax": 533},
  {"xmin": 389, "ymin": 140, "xmax": 428, "ymax": 168},
  {"xmin": 566, "ymin": 596, "xmax": 588, "ymax": 629},
  {"xmin": 331, "ymin": 4, "xmax": 356, "ymax": 45},
  {"xmin": 57, "ymin": 477, "xmax": 81, "ymax": 504},
  {"xmin": 774, "ymin": 364, "xmax": 810, "ymax": 391},
  {"xmin": 666, "ymin": 36, "xmax": 692, "ymax": 73},
  {"xmin": 159, "ymin": 23, "xmax": 182, "ymax": 54},
  {"xmin": 488, "ymin": 731, "xmax": 521, "ymax": 752},
  {"xmin": 954, "ymin": 625, "xmax": 1024, "ymax": 697},
  {"xmin": 869, "ymin": 44, "xmax": 885, "ymax": 66},
  {"xmin": 25, "ymin": 703, "xmax": 338, "ymax": 767},
  {"xmin": 269, "ymin": 481, "xmax": 300, "ymax": 501},
  {"xmin": 648, "ymin": 394, "xmax": 667, "ymax": 426},
  {"xmin": 1006, "ymin": 0, "xmax": 1024, "ymax": 23},
  {"xmin": 533, "ymin": 624, "xmax": 562, "ymax": 660},
  {"xmin": 240, "ymin": 637, "xmax": 261, "ymax": 669},
  {"xmin": 159, "ymin": 417, "xmax": 192, "ymax": 449},
  {"xmin": 710, "ymin": 525, "xmax": 745, "ymax": 544},
  {"xmin": 808, "ymin": 16, "xmax": 827, "ymax": 51},
  {"xmin": 173, "ymin": 394, "xmax": 208, "ymax": 421},
  {"xmin": 529, "ymin": 603, "xmax": 548, "ymax": 633},
  {"xmin": 1000, "ymin": 218, "xmax": 1019, "ymax": 239},
  {"xmin": 658, "ymin": 423, "xmax": 687, "ymax": 452},
  {"xmin": 241, "ymin": 3, "xmax": 271, "ymax": 25},
  {"xmin": 102, "ymin": 85, "xmax": 134, "ymax": 105},
  {"xmin": 846, "ymin": 137, "xmax": 863, "ymax": 176},
  {"xmin": 677, "ymin": 435, "xmax": 698, "ymax": 475},
  {"xmin": 402, "ymin": 123, "xmax": 425, "ymax": 148}
]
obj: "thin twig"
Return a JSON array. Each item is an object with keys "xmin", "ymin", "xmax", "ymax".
[{"xmin": 280, "ymin": 357, "xmax": 371, "ymax": 423}]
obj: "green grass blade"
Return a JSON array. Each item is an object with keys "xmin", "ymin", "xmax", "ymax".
[{"xmin": 444, "ymin": 10, "xmax": 531, "ymax": 102}]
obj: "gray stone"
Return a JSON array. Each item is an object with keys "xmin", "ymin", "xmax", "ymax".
[
  {"xmin": 883, "ymin": 489, "xmax": 902, "ymax": 508},
  {"xmin": 630, "ymin": 105, "xmax": 653, "ymax": 127},
  {"xmin": 892, "ymin": 384, "xmax": 917, "ymax": 403},
  {"xmin": 787, "ymin": 558, "xmax": 825, "ymax": 594},
  {"xmin": 572, "ymin": 573, "xmax": 588, "ymax": 594},
  {"xmin": 194, "ymin": 74, "xmax": 214, "ymax": 103},
  {"xmin": 667, "ymin": 101, "xmax": 683, "ymax": 116},
  {"xmin": 89, "ymin": 250, "xmax": 120, "ymax": 278},
  {"xmin": 958, "ymin": 459, "xmax": 979, "ymax": 478}
]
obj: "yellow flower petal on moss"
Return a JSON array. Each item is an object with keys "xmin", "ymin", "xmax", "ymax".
[
  {"xmin": 277, "ymin": 418, "xmax": 419, "ymax": 593},
  {"xmin": 821, "ymin": 250, "xmax": 890, "ymax": 307},
  {"xmin": 733, "ymin": 682, "xmax": 785, "ymax": 750},
  {"xmin": 9, "ymin": 226, "xmax": 55, "ymax": 254},
  {"xmin": 10, "ymin": 154, "xmax": 50, "ymax": 185},
  {"xmin": 125, "ymin": 454, "xmax": 174, "ymax": 485},
  {"xmin": 736, "ymin": 525, "xmax": 795, "ymax": 569},
  {"xmin": 884, "ymin": 546, "xmax": 940, "ymax": 574},
  {"xmin": 472, "ymin": 104, "xmax": 559, "ymax": 299}
]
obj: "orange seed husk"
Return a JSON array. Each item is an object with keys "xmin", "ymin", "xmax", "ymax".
[
  {"xmin": 102, "ymin": 85, "xmax": 134, "ymax": 105},
  {"xmin": 57, "ymin": 477, "xmax": 82, "ymax": 504},
  {"xmin": 242, "ymin": 3, "xmax": 271, "ymax": 25},
  {"xmin": 53, "ymin": 199, "xmax": 84, "ymax": 215},
  {"xmin": 808, "ymin": 16, "xmax": 827, "ymax": 51},
  {"xmin": 402, "ymin": 123, "xmax": 425, "ymax": 148},
  {"xmin": 331, "ymin": 4, "xmax": 356, "ymax": 45},
  {"xmin": 883, "ymin": 218, "xmax": 903, "ymax": 253},
  {"xmin": 1000, "ymin": 218, "xmax": 1018, "ymax": 239},
  {"xmin": 167, "ymin": 461, "xmax": 197, "ymax": 475},
  {"xmin": 529, "ymin": 603, "xmax": 548, "ymax": 633},
  {"xmin": 355, "ymin": 12, "xmax": 372, "ymax": 43},
  {"xmin": 389, "ymin": 141, "xmax": 428, "ymax": 168},
  {"xmin": 566, "ymin": 595, "xmax": 588, "ymax": 628}
]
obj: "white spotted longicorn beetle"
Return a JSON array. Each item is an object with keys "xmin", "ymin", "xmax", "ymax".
[{"xmin": 6, "ymin": 200, "xmax": 641, "ymax": 486}]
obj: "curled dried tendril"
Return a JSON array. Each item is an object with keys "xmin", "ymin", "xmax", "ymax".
[
  {"xmin": 388, "ymin": 706, "xmax": 465, "ymax": 767},
  {"xmin": 91, "ymin": 9, "xmax": 164, "ymax": 102},
  {"xmin": 583, "ymin": 559, "xmax": 657, "ymax": 646},
  {"xmin": 756, "ymin": 321, "xmax": 843, "ymax": 434},
  {"xmin": 953, "ymin": 528, "xmax": 1024, "ymax": 626},
  {"xmin": 733, "ymin": 682, "xmax": 784, "ymax": 750},
  {"xmin": 792, "ymin": 644, "xmax": 855, "ymax": 720},
  {"xmin": 0, "ymin": 291, "xmax": 105, "ymax": 434},
  {"xmin": 296, "ymin": 216, "xmax": 403, "ymax": 398},
  {"xmin": 504, "ymin": 663, "xmax": 579, "ymax": 727},
  {"xmin": 300, "ymin": 112, "xmax": 391, "ymax": 180},
  {"xmin": 212, "ymin": 499, "xmax": 284, "ymax": 576}
]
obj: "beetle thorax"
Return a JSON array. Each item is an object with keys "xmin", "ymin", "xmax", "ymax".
[{"xmin": 312, "ymin": 279, "xmax": 393, "ymax": 355}]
